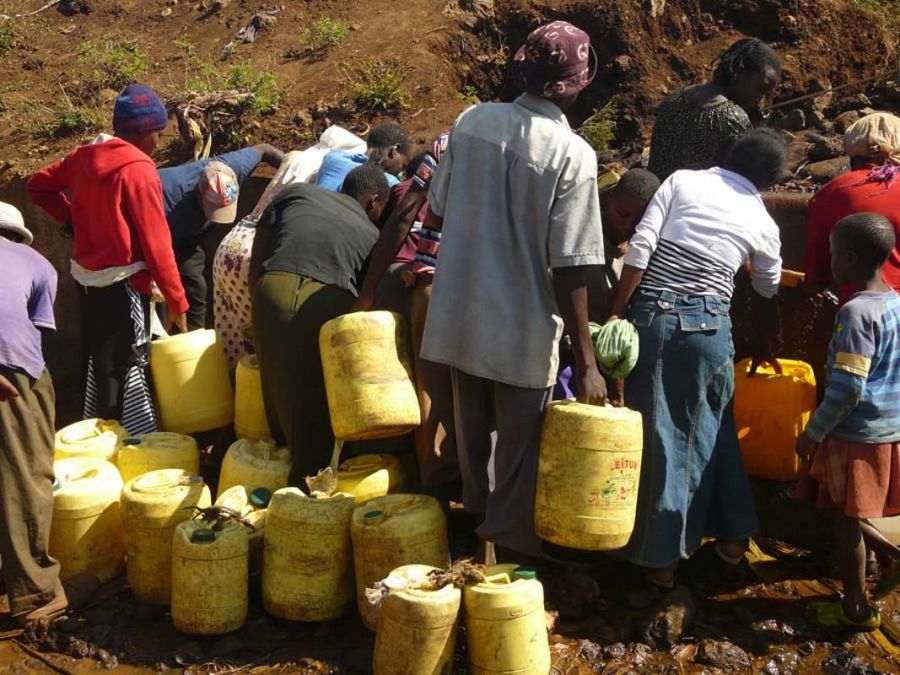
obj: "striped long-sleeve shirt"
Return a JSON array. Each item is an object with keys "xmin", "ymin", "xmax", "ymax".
[{"xmin": 805, "ymin": 290, "xmax": 900, "ymax": 444}]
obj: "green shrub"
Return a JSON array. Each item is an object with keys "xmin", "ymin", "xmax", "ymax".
[
  {"xmin": 40, "ymin": 104, "xmax": 101, "ymax": 138},
  {"xmin": 457, "ymin": 84, "xmax": 480, "ymax": 105},
  {"xmin": 854, "ymin": 0, "xmax": 900, "ymax": 30},
  {"xmin": 579, "ymin": 101, "xmax": 617, "ymax": 153},
  {"xmin": 78, "ymin": 39, "xmax": 149, "ymax": 93},
  {"xmin": 0, "ymin": 24, "xmax": 19, "ymax": 57},
  {"xmin": 299, "ymin": 16, "xmax": 349, "ymax": 52},
  {"xmin": 342, "ymin": 58, "xmax": 412, "ymax": 112},
  {"xmin": 225, "ymin": 65, "xmax": 281, "ymax": 114}
]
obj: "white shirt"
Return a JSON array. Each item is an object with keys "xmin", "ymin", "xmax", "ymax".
[
  {"xmin": 421, "ymin": 94, "xmax": 605, "ymax": 389},
  {"xmin": 624, "ymin": 167, "xmax": 782, "ymax": 300}
]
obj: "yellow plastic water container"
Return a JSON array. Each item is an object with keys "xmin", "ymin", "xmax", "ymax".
[
  {"xmin": 117, "ymin": 432, "xmax": 200, "ymax": 484},
  {"xmin": 171, "ymin": 519, "xmax": 249, "ymax": 635},
  {"xmin": 372, "ymin": 564, "xmax": 461, "ymax": 675},
  {"xmin": 217, "ymin": 438, "xmax": 291, "ymax": 499},
  {"xmin": 464, "ymin": 565, "xmax": 550, "ymax": 675},
  {"xmin": 319, "ymin": 311, "xmax": 421, "ymax": 441},
  {"xmin": 121, "ymin": 469, "xmax": 211, "ymax": 605},
  {"xmin": 215, "ymin": 485, "xmax": 271, "ymax": 583},
  {"xmin": 54, "ymin": 418, "xmax": 128, "ymax": 464},
  {"xmin": 336, "ymin": 454, "xmax": 407, "ymax": 503},
  {"xmin": 234, "ymin": 354, "xmax": 271, "ymax": 441},
  {"xmin": 263, "ymin": 488, "xmax": 356, "ymax": 621},
  {"xmin": 734, "ymin": 358, "xmax": 817, "ymax": 481},
  {"xmin": 351, "ymin": 494, "xmax": 450, "ymax": 631},
  {"xmin": 535, "ymin": 401, "xmax": 643, "ymax": 551},
  {"xmin": 49, "ymin": 458, "xmax": 125, "ymax": 583},
  {"xmin": 150, "ymin": 329, "xmax": 234, "ymax": 434}
]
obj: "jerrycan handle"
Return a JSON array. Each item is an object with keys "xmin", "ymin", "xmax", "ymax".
[
  {"xmin": 258, "ymin": 438, "xmax": 276, "ymax": 461},
  {"xmin": 483, "ymin": 572, "xmax": 512, "ymax": 584}
]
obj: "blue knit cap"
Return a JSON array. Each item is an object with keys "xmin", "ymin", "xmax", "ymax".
[{"xmin": 113, "ymin": 84, "xmax": 168, "ymax": 135}]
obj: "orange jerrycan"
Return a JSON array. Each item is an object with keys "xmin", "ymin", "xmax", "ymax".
[{"xmin": 734, "ymin": 358, "xmax": 816, "ymax": 481}]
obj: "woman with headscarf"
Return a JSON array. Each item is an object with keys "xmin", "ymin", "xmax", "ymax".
[
  {"xmin": 648, "ymin": 38, "xmax": 782, "ymax": 181},
  {"xmin": 804, "ymin": 112, "xmax": 900, "ymax": 305}
]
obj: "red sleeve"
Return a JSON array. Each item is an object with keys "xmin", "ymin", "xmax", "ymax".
[
  {"xmin": 122, "ymin": 165, "xmax": 188, "ymax": 315},
  {"xmin": 27, "ymin": 156, "xmax": 73, "ymax": 224},
  {"xmin": 803, "ymin": 188, "xmax": 836, "ymax": 286}
]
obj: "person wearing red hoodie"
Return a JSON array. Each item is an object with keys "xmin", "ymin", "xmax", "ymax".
[{"xmin": 28, "ymin": 84, "xmax": 188, "ymax": 435}]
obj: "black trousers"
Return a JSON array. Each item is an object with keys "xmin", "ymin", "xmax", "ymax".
[{"xmin": 176, "ymin": 240, "xmax": 208, "ymax": 331}]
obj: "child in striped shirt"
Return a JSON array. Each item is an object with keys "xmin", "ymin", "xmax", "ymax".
[{"xmin": 797, "ymin": 212, "xmax": 900, "ymax": 632}]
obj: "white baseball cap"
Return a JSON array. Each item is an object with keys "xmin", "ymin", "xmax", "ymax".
[
  {"xmin": 0, "ymin": 202, "xmax": 33, "ymax": 245},
  {"xmin": 198, "ymin": 161, "xmax": 240, "ymax": 224}
]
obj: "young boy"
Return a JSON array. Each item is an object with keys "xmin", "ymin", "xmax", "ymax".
[{"xmin": 796, "ymin": 212, "xmax": 900, "ymax": 631}]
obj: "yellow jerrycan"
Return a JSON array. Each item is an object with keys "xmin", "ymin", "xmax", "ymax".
[
  {"xmin": 262, "ymin": 488, "xmax": 356, "ymax": 621},
  {"xmin": 121, "ymin": 469, "xmax": 211, "ymax": 605},
  {"xmin": 319, "ymin": 311, "xmax": 421, "ymax": 441},
  {"xmin": 171, "ymin": 519, "xmax": 249, "ymax": 635},
  {"xmin": 215, "ymin": 485, "xmax": 271, "ymax": 584},
  {"xmin": 217, "ymin": 438, "xmax": 291, "ymax": 499},
  {"xmin": 117, "ymin": 432, "xmax": 200, "ymax": 484},
  {"xmin": 234, "ymin": 354, "xmax": 271, "ymax": 441},
  {"xmin": 49, "ymin": 458, "xmax": 125, "ymax": 583},
  {"xmin": 150, "ymin": 329, "xmax": 234, "ymax": 434},
  {"xmin": 351, "ymin": 494, "xmax": 450, "ymax": 631},
  {"xmin": 734, "ymin": 358, "xmax": 817, "ymax": 481},
  {"xmin": 372, "ymin": 564, "xmax": 461, "ymax": 675},
  {"xmin": 535, "ymin": 400, "xmax": 643, "ymax": 550},
  {"xmin": 336, "ymin": 454, "xmax": 407, "ymax": 503},
  {"xmin": 464, "ymin": 565, "xmax": 551, "ymax": 675},
  {"xmin": 54, "ymin": 418, "xmax": 128, "ymax": 464}
]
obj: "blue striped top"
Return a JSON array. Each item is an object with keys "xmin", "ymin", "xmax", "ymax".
[{"xmin": 806, "ymin": 290, "xmax": 900, "ymax": 444}]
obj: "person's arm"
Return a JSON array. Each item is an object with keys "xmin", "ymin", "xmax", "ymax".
[
  {"xmin": 609, "ymin": 264, "xmax": 645, "ymax": 320},
  {"xmin": 748, "ymin": 220, "xmax": 784, "ymax": 375},
  {"xmin": 353, "ymin": 187, "xmax": 427, "ymax": 311},
  {"xmin": 252, "ymin": 144, "xmax": 285, "ymax": 170},
  {"xmin": 124, "ymin": 166, "xmax": 188, "ymax": 329},
  {"xmin": 27, "ymin": 157, "xmax": 73, "ymax": 225},
  {"xmin": 554, "ymin": 266, "xmax": 606, "ymax": 404}
]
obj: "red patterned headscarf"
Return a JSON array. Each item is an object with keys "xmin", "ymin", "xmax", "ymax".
[{"xmin": 510, "ymin": 21, "xmax": 596, "ymax": 100}]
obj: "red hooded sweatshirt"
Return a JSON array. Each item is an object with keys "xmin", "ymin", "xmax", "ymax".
[{"xmin": 28, "ymin": 137, "xmax": 188, "ymax": 315}]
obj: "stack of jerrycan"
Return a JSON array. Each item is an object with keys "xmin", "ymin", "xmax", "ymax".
[
  {"xmin": 150, "ymin": 329, "xmax": 234, "ymax": 434},
  {"xmin": 351, "ymin": 494, "xmax": 450, "ymax": 630},
  {"xmin": 121, "ymin": 469, "xmax": 211, "ymax": 605},
  {"xmin": 535, "ymin": 400, "xmax": 644, "ymax": 550},
  {"xmin": 262, "ymin": 488, "xmax": 356, "ymax": 621},
  {"xmin": 54, "ymin": 419, "xmax": 128, "ymax": 465},
  {"xmin": 218, "ymin": 438, "xmax": 291, "ymax": 499},
  {"xmin": 734, "ymin": 358, "xmax": 816, "ymax": 481},
  {"xmin": 336, "ymin": 454, "xmax": 407, "ymax": 503},
  {"xmin": 215, "ymin": 485, "xmax": 271, "ymax": 586},
  {"xmin": 372, "ymin": 564, "xmax": 461, "ymax": 675},
  {"xmin": 50, "ymin": 458, "xmax": 125, "ymax": 583},
  {"xmin": 117, "ymin": 432, "xmax": 200, "ymax": 484},
  {"xmin": 464, "ymin": 565, "xmax": 551, "ymax": 675},
  {"xmin": 234, "ymin": 355, "xmax": 271, "ymax": 441}
]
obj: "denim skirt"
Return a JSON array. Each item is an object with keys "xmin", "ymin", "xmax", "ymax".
[{"xmin": 619, "ymin": 288, "xmax": 758, "ymax": 568}]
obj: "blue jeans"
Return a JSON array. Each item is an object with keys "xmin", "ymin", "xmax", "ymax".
[{"xmin": 619, "ymin": 288, "xmax": 758, "ymax": 568}]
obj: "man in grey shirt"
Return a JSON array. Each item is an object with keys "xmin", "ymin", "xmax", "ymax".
[{"xmin": 420, "ymin": 21, "xmax": 607, "ymax": 559}]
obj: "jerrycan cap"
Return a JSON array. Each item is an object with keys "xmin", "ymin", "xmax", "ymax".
[
  {"xmin": 191, "ymin": 528, "xmax": 216, "ymax": 543},
  {"xmin": 250, "ymin": 487, "xmax": 272, "ymax": 508},
  {"xmin": 52, "ymin": 478, "xmax": 61, "ymax": 493},
  {"xmin": 363, "ymin": 509, "xmax": 386, "ymax": 525},
  {"xmin": 513, "ymin": 567, "xmax": 537, "ymax": 581},
  {"xmin": 122, "ymin": 437, "xmax": 142, "ymax": 446}
]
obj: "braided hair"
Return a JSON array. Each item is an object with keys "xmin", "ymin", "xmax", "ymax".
[{"xmin": 713, "ymin": 38, "xmax": 781, "ymax": 87}]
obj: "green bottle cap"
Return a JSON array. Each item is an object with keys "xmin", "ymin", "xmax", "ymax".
[
  {"xmin": 122, "ymin": 437, "xmax": 142, "ymax": 446},
  {"xmin": 513, "ymin": 566, "xmax": 537, "ymax": 581},
  {"xmin": 364, "ymin": 510, "xmax": 385, "ymax": 519},
  {"xmin": 191, "ymin": 528, "xmax": 216, "ymax": 543},
  {"xmin": 250, "ymin": 487, "xmax": 272, "ymax": 508}
]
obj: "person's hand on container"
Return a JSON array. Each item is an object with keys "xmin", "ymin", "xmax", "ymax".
[
  {"xmin": 576, "ymin": 364, "xmax": 607, "ymax": 406},
  {"xmin": 166, "ymin": 311, "xmax": 188, "ymax": 334},
  {"xmin": 795, "ymin": 431, "xmax": 818, "ymax": 465},
  {"xmin": 350, "ymin": 292, "xmax": 375, "ymax": 313}
]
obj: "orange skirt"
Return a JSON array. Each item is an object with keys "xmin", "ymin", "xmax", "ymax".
[{"xmin": 795, "ymin": 436, "xmax": 900, "ymax": 519}]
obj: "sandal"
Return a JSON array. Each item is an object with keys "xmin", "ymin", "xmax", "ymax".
[
  {"xmin": 873, "ymin": 560, "xmax": 900, "ymax": 600},
  {"xmin": 806, "ymin": 601, "xmax": 880, "ymax": 632}
]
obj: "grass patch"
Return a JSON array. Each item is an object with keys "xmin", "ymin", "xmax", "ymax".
[
  {"xmin": 342, "ymin": 58, "xmax": 412, "ymax": 113},
  {"xmin": 78, "ymin": 39, "xmax": 148, "ymax": 94},
  {"xmin": 457, "ymin": 84, "xmax": 480, "ymax": 105},
  {"xmin": 224, "ymin": 64, "xmax": 281, "ymax": 115},
  {"xmin": 39, "ymin": 103, "xmax": 102, "ymax": 138},
  {"xmin": 0, "ymin": 23, "xmax": 20, "ymax": 57},
  {"xmin": 578, "ymin": 101, "xmax": 617, "ymax": 153},
  {"xmin": 299, "ymin": 16, "xmax": 348, "ymax": 53},
  {"xmin": 854, "ymin": 0, "xmax": 900, "ymax": 30}
]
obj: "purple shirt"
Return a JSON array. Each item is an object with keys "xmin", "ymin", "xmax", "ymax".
[{"xmin": 0, "ymin": 239, "xmax": 57, "ymax": 378}]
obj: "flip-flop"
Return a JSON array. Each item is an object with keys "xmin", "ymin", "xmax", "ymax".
[
  {"xmin": 874, "ymin": 561, "xmax": 900, "ymax": 600},
  {"xmin": 806, "ymin": 601, "xmax": 881, "ymax": 632}
]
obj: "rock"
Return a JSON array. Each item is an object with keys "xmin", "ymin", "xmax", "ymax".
[
  {"xmin": 820, "ymin": 647, "xmax": 867, "ymax": 674},
  {"xmin": 836, "ymin": 93, "xmax": 872, "ymax": 112},
  {"xmin": 807, "ymin": 78, "xmax": 832, "ymax": 112},
  {"xmin": 648, "ymin": 0, "xmax": 666, "ymax": 17},
  {"xmin": 159, "ymin": 7, "xmax": 172, "ymax": 17},
  {"xmin": 576, "ymin": 639, "xmax": 602, "ymax": 663},
  {"xmin": 602, "ymin": 642, "xmax": 627, "ymax": 660},
  {"xmin": 58, "ymin": 0, "xmax": 93, "ymax": 15},
  {"xmin": 96, "ymin": 649, "xmax": 118, "ymax": 670},
  {"xmin": 460, "ymin": 0, "xmax": 494, "ymax": 18},
  {"xmin": 782, "ymin": 108, "xmax": 806, "ymax": 132},
  {"xmin": 173, "ymin": 641, "xmax": 205, "ymax": 666},
  {"xmin": 834, "ymin": 110, "xmax": 862, "ymax": 134},
  {"xmin": 762, "ymin": 650, "xmax": 802, "ymax": 674},
  {"xmin": 808, "ymin": 110, "xmax": 828, "ymax": 130},
  {"xmin": 808, "ymin": 135, "xmax": 844, "ymax": 162},
  {"xmin": 640, "ymin": 585, "xmax": 695, "ymax": 649},
  {"xmin": 695, "ymin": 640, "xmax": 752, "ymax": 671},
  {"xmin": 614, "ymin": 54, "xmax": 633, "ymax": 74},
  {"xmin": 859, "ymin": 107, "xmax": 877, "ymax": 118}
]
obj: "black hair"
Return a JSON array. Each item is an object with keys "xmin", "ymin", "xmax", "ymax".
[
  {"xmin": 615, "ymin": 169, "xmax": 661, "ymax": 206},
  {"xmin": 342, "ymin": 161, "xmax": 390, "ymax": 203},
  {"xmin": 723, "ymin": 128, "xmax": 788, "ymax": 189},
  {"xmin": 407, "ymin": 152, "xmax": 429, "ymax": 180},
  {"xmin": 833, "ymin": 212, "xmax": 896, "ymax": 271},
  {"xmin": 713, "ymin": 38, "xmax": 781, "ymax": 87},
  {"xmin": 367, "ymin": 124, "xmax": 412, "ymax": 158}
]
